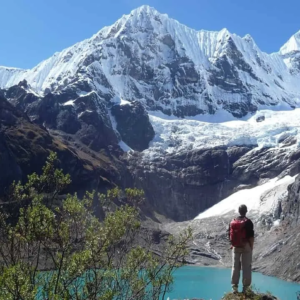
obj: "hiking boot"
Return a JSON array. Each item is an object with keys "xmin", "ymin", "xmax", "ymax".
[{"xmin": 243, "ymin": 286, "xmax": 254, "ymax": 295}]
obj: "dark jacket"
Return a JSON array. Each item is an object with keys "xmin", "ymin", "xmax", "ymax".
[{"xmin": 228, "ymin": 216, "xmax": 254, "ymax": 241}]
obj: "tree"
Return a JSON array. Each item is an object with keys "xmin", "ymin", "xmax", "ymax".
[{"xmin": 0, "ymin": 152, "xmax": 191, "ymax": 300}]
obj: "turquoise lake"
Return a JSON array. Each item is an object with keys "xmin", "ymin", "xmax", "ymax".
[{"xmin": 166, "ymin": 266, "xmax": 300, "ymax": 300}]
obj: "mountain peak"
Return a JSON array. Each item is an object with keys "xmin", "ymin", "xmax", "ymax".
[
  {"xmin": 243, "ymin": 33, "xmax": 254, "ymax": 42},
  {"xmin": 280, "ymin": 30, "xmax": 300, "ymax": 55},
  {"xmin": 220, "ymin": 28, "xmax": 230, "ymax": 34},
  {"xmin": 130, "ymin": 5, "xmax": 164, "ymax": 17},
  {"xmin": 2, "ymin": 5, "xmax": 300, "ymax": 118}
]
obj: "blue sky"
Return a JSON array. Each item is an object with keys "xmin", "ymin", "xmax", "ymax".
[{"xmin": 1, "ymin": 0, "xmax": 300, "ymax": 69}]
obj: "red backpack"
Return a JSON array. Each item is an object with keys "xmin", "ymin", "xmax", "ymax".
[{"xmin": 230, "ymin": 217, "xmax": 248, "ymax": 247}]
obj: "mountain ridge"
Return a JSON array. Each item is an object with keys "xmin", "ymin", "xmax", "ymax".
[
  {"xmin": 0, "ymin": 5, "xmax": 300, "ymax": 119},
  {"xmin": 0, "ymin": 5, "xmax": 298, "ymax": 72}
]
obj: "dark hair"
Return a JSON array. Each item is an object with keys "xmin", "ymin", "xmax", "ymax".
[{"xmin": 239, "ymin": 204, "xmax": 248, "ymax": 216}]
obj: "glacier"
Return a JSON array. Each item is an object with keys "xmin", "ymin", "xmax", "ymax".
[{"xmin": 137, "ymin": 107, "xmax": 300, "ymax": 161}]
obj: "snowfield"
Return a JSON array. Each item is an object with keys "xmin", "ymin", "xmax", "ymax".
[
  {"xmin": 195, "ymin": 175, "xmax": 295, "ymax": 220},
  {"xmin": 140, "ymin": 108, "xmax": 300, "ymax": 159}
]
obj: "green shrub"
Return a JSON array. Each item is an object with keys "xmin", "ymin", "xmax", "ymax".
[{"xmin": 0, "ymin": 152, "xmax": 192, "ymax": 300}]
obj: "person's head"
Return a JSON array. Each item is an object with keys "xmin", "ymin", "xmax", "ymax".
[{"xmin": 238, "ymin": 204, "xmax": 248, "ymax": 216}]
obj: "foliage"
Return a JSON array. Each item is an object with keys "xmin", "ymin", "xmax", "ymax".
[
  {"xmin": 0, "ymin": 152, "xmax": 192, "ymax": 300},
  {"xmin": 222, "ymin": 287, "xmax": 277, "ymax": 300}
]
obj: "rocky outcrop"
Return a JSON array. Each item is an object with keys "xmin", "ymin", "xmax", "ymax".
[
  {"xmin": 111, "ymin": 101, "xmax": 155, "ymax": 151},
  {"xmin": 0, "ymin": 93, "xmax": 125, "ymax": 197},
  {"xmin": 128, "ymin": 148, "xmax": 232, "ymax": 221},
  {"xmin": 231, "ymin": 147, "xmax": 300, "ymax": 184},
  {"xmin": 282, "ymin": 174, "xmax": 300, "ymax": 225},
  {"xmin": 222, "ymin": 292, "xmax": 278, "ymax": 300},
  {"xmin": 172, "ymin": 294, "xmax": 278, "ymax": 300},
  {"xmin": 254, "ymin": 173, "xmax": 300, "ymax": 281},
  {"xmin": 4, "ymin": 83, "xmax": 119, "ymax": 152}
]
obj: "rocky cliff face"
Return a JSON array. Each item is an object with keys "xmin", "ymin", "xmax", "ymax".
[
  {"xmin": 2, "ymin": 79, "xmax": 156, "ymax": 151},
  {"xmin": 4, "ymin": 81, "xmax": 119, "ymax": 152},
  {"xmin": 111, "ymin": 101, "xmax": 155, "ymax": 151},
  {"xmin": 129, "ymin": 148, "xmax": 233, "ymax": 221},
  {"xmin": 0, "ymin": 92, "xmax": 128, "ymax": 198},
  {"xmin": 130, "ymin": 145, "xmax": 300, "ymax": 221},
  {"xmin": 282, "ymin": 174, "xmax": 300, "ymax": 226}
]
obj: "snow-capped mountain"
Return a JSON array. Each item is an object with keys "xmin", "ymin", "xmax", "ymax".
[
  {"xmin": 3, "ymin": 7, "xmax": 300, "ymax": 281},
  {"xmin": 1, "ymin": 5, "xmax": 300, "ymax": 118}
]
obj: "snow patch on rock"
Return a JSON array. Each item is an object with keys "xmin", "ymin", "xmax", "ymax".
[
  {"xmin": 119, "ymin": 141, "xmax": 132, "ymax": 152},
  {"xmin": 63, "ymin": 100, "xmax": 75, "ymax": 106},
  {"xmin": 195, "ymin": 175, "xmax": 295, "ymax": 220}
]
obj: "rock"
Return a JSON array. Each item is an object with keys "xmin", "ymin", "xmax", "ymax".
[
  {"xmin": 222, "ymin": 292, "xmax": 278, "ymax": 300},
  {"xmin": 127, "ymin": 142, "xmax": 300, "ymax": 221},
  {"xmin": 171, "ymin": 299, "xmax": 204, "ymax": 300},
  {"xmin": 231, "ymin": 147, "xmax": 295, "ymax": 184},
  {"xmin": 227, "ymin": 146, "xmax": 253, "ymax": 169},
  {"xmin": 75, "ymin": 92, "xmax": 118, "ymax": 151},
  {"xmin": 2, "ymin": 85, "xmax": 119, "ymax": 152},
  {"xmin": 256, "ymin": 115, "xmax": 265, "ymax": 122},
  {"xmin": 283, "ymin": 174, "xmax": 300, "ymax": 226},
  {"xmin": 279, "ymin": 135, "xmax": 296, "ymax": 147},
  {"xmin": 129, "ymin": 148, "xmax": 234, "ymax": 221},
  {"xmin": 111, "ymin": 101, "xmax": 155, "ymax": 151},
  {"xmin": 0, "ymin": 94, "xmax": 124, "ymax": 197},
  {"xmin": 260, "ymin": 296, "xmax": 278, "ymax": 300},
  {"xmin": 56, "ymin": 109, "xmax": 81, "ymax": 134}
]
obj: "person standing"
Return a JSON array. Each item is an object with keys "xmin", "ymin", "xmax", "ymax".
[{"xmin": 229, "ymin": 204, "xmax": 254, "ymax": 294}]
